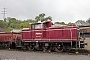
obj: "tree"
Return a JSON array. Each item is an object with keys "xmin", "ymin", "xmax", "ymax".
[
  {"xmin": 0, "ymin": 20, "xmax": 7, "ymax": 28},
  {"xmin": 39, "ymin": 13, "xmax": 45, "ymax": 18},
  {"xmin": 10, "ymin": 23, "xmax": 15, "ymax": 28},
  {"xmin": 4, "ymin": 18, "xmax": 6, "ymax": 22},
  {"xmin": 20, "ymin": 22, "xmax": 30, "ymax": 29},
  {"xmin": 9, "ymin": 18, "xmax": 17, "ymax": 23},
  {"xmin": 67, "ymin": 22, "xmax": 74, "ymax": 26},
  {"xmin": 35, "ymin": 16, "xmax": 40, "ymax": 22},
  {"xmin": 20, "ymin": 23, "xmax": 27, "ymax": 29},
  {"xmin": 45, "ymin": 16, "xmax": 52, "ymax": 21},
  {"xmin": 35, "ymin": 13, "xmax": 52, "ymax": 22},
  {"xmin": 35, "ymin": 13, "xmax": 45, "ymax": 22},
  {"xmin": 54, "ymin": 22, "xmax": 66, "ymax": 25}
]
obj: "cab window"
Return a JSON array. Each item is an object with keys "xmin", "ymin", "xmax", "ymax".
[{"xmin": 35, "ymin": 23, "xmax": 42, "ymax": 29}]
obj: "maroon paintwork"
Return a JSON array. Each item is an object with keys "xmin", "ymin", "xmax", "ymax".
[
  {"xmin": 0, "ymin": 32, "xmax": 20, "ymax": 43},
  {"xmin": 22, "ymin": 21, "xmax": 79, "ymax": 42},
  {"xmin": 0, "ymin": 33, "xmax": 12, "ymax": 43}
]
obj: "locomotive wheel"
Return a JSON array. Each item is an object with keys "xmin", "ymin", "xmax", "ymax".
[
  {"xmin": 54, "ymin": 45, "xmax": 64, "ymax": 52},
  {"xmin": 59, "ymin": 48, "xmax": 64, "ymax": 52},
  {"xmin": 27, "ymin": 46, "xmax": 31, "ymax": 51},
  {"xmin": 54, "ymin": 47, "xmax": 60, "ymax": 52},
  {"xmin": 21, "ymin": 46, "xmax": 26, "ymax": 50},
  {"xmin": 59, "ymin": 46, "xmax": 64, "ymax": 52},
  {"xmin": 60, "ymin": 45, "xmax": 66, "ymax": 52}
]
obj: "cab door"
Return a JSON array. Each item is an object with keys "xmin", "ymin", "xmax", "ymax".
[{"xmin": 31, "ymin": 23, "xmax": 43, "ymax": 40}]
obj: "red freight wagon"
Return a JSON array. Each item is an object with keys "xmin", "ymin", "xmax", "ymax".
[
  {"xmin": 17, "ymin": 20, "xmax": 86, "ymax": 52},
  {"xmin": 0, "ymin": 32, "xmax": 12, "ymax": 42},
  {"xmin": 0, "ymin": 32, "xmax": 21, "ymax": 48},
  {"xmin": 0, "ymin": 32, "xmax": 12, "ymax": 48}
]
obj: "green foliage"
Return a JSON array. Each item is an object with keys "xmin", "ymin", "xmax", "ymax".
[
  {"xmin": 7, "ymin": 27, "xmax": 13, "ymax": 31},
  {"xmin": 20, "ymin": 23, "xmax": 26, "ymax": 29},
  {"xmin": 54, "ymin": 22, "xmax": 66, "ymax": 25},
  {"xmin": 0, "ymin": 20, "xmax": 7, "ymax": 28},
  {"xmin": 4, "ymin": 18, "xmax": 6, "ymax": 22},
  {"xmin": 35, "ymin": 13, "xmax": 45, "ymax": 22},
  {"xmin": 67, "ymin": 22, "xmax": 74, "ymax": 26},
  {"xmin": 54, "ymin": 22, "xmax": 74, "ymax": 26},
  {"xmin": 20, "ymin": 23, "xmax": 31, "ymax": 29},
  {"xmin": 45, "ymin": 16, "xmax": 52, "ymax": 21},
  {"xmin": 35, "ymin": 13, "xmax": 52, "ymax": 22}
]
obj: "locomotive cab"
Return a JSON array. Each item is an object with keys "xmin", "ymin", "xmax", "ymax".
[
  {"xmin": 31, "ymin": 20, "xmax": 52, "ymax": 29},
  {"xmin": 43, "ymin": 21, "xmax": 53, "ymax": 28}
]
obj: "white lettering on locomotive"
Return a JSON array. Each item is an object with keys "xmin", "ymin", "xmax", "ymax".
[{"xmin": 36, "ymin": 33, "xmax": 42, "ymax": 35}]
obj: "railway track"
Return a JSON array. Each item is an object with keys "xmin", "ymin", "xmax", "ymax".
[{"xmin": 1, "ymin": 48, "xmax": 89, "ymax": 55}]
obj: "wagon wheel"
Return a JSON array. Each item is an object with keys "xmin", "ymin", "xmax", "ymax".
[{"xmin": 7, "ymin": 42, "xmax": 11, "ymax": 48}]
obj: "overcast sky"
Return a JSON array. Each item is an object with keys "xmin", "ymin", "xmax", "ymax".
[{"xmin": 0, "ymin": 0, "xmax": 90, "ymax": 23}]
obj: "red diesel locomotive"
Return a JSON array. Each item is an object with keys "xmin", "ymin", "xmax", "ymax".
[
  {"xmin": 0, "ymin": 20, "xmax": 86, "ymax": 52},
  {"xmin": 15, "ymin": 20, "xmax": 86, "ymax": 52}
]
